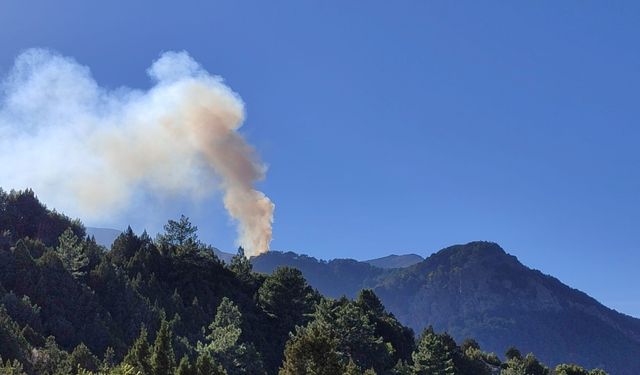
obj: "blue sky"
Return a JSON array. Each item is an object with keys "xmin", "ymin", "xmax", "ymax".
[{"xmin": 1, "ymin": 1, "xmax": 639, "ymax": 317}]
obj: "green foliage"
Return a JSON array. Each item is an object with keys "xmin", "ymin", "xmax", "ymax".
[
  {"xmin": 0, "ymin": 189, "xmax": 85, "ymax": 247},
  {"xmin": 175, "ymin": 356, "xmax": 193, "ymax": 375},
  {"xmin": 0, "ymin": 356, "xmax": 27, "ymax": 375},
  {"xmin": 258, "ymin": 267, "xmax": 317, "ymax": 323},
  {"xmin": 156, "ymin": 215, "xmax": 198, "ymax": 249},
  {"xmin": 150, "ymin": 319, "xmax": 175, "ymax": 375},
  {"xmin": 124, "ymin": 326, "xmax": 151, "ymax": 375},
  {"xmin": 318, "ymin": 298, "xmax": 392, "ymax": 372},
  {"xmin": 105, "ymin": 363, "xmax": 141, "ymax": 375},
  {"xmin": 200, "ymin": 297, "xmax": 242, "ymax": 354},
  {"xmin": 0, "ymin": 190, "xmax": 620, "ymax": 375},
  {"xmin": 229, "ymin": 248, "xmax": 253, "ymax": 281},
  {"xmin": 411, "ymin": 327, "xmax": 455, "ymax": 375},
  {"xmin": 32, "ymin": 336, "xmax": 72, "ymax": 375},
  {"xmin": 501, "ymin": 353, "xmax": 549, "ymax": 375},
  {"xmin": 69, "ymin": 343, "xmax": 99, "ymax": 373},
  {"xmin": 56, "ymin": 228, "xmax": 89, "ymax": 279},
  {"xmin": 154, "ymin": 216, "xmax": 220, "ymax": 264},
  {"xmin": 257, "ymin": 267, "xmax": 318, "ymax": 372},
  {"xmin": 279, "ymin": 323, "xmax": 344, "ymax": 375},
  {"xmin": 0, "ymin": 305, "xmax": 31, "ymax": 367},
  {"xmin": 197, "ymin": 297, "xmax": 265, "ymax": 375},
  {"xmin": 554, "ymin": 364, "xmax": 609, "ymax": 375},
  {"xmin": 194, "ymin": 352, "xmax": 226, "ymax": 375},
  {"xmin": 505, "ymin": 346, "xmax": 522, "ymax": 361},
  {"xmin": 356, "ymin": 289, "xmax": 415, "ymax": 364}
]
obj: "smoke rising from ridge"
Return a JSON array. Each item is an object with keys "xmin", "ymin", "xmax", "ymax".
[{"xmin": 0, "ymin": 49, "xmax": 274, "ymax": 257}]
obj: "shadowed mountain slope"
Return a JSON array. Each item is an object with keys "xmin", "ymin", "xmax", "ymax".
[{"xmin": 364, "ymin": 254, "xmax": 424, "ymax": 269}]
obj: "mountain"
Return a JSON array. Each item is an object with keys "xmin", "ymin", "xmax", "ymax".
[
  {"xmin": 253, "ymin": 242, "xmax": 640, "ymax": 374},
  {"xmin": 86, "ymin": 227, "xmax": 122, "ymax": 248},
  {"xmin": 364, "ymin": 254, "xmax": 424, "ymax": 268},
  {"xmin": 212, "ymin": 248, "xmax": 234, "ymax": 264},
  {"xmin": 252, "ymin": 251, "xmax": 386, "ymax": 298}
]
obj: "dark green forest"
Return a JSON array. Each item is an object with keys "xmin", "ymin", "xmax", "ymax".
[{"xmin": 0, "ymin": 189, "xmax": 609, "ymax": 375}]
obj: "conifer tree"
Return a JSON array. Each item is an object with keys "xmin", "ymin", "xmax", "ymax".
[
  {"xmin": 176, "ymin": 356, "xmax": 194, "ymax": 375},
  {"xmin": 150, "ymin": 319, "xmax": 176, "ymax": 375},
  {"xmin": 195, "ymin": 351, "xmax": 226, "ymax": 375},
  {"xmin": 69, "ymin": 343, "xmax": 99, "ymax": 373},
  {"xmin": 197, "ymin": 297, "xmax": 265, "ymax": 375},
  {"xmin": 56, "ymin": 227, "xmax": 89, "ymax": 278},
  {"xmin": 230, "ymin": 248, "xmax": 252, "ymax": 274},
  {"xmin": 124, "ymin": 326, "xmax": 152, "ymax": 375},
  {"xmin": 411, "ymin": 327, "xmax": 455, "ymax": 375},
  {"xmin": 279, "ymin": 323, "xmax": 343, "ymax": 375}
]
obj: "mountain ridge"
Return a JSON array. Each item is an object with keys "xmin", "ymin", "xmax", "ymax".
[
  {"xmin": 252, "ymin": 241, "xmax": 640, "ymax": 374},
  {"xmin": 364, "ymin": 253, "xmax": 424, "ymax": 269}
]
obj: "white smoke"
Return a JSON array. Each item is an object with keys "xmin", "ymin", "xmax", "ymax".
[{"xmin": 0, "ymin": 49, "xmax": 274, "ymax": 257}]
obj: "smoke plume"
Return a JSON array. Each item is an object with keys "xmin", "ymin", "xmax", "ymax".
[{"xmin": 0, "ymin": 49, "xmax": 274, "ymax": 257}]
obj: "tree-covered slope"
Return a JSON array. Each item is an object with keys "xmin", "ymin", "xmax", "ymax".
[
  {"xmin": 253, "ymin": 242, "xmax": 640, "ymax": 374},
  {"xmin": 0, "ymin": 189, "xmax": 620, "ymax": 374},
  {"xmin": 373, "ymin": 242, "xmax": 640, "ymax": 374}
]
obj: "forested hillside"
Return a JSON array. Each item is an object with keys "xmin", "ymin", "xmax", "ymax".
[
  {"xmin": 0, "ymin": 189, "xmax": 611, "ymax": 374},
  {"xmin": 253, "ymin": 245, "xmax": 640, "ymax": 375}
]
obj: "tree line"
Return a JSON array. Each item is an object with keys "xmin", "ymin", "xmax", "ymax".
[{"xmin": 0, "ymin": 189, "xmax": 608, "ymax": 374}]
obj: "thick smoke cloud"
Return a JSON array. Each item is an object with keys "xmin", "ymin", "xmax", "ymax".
[{"xmin": 0, "ymin": 49, "xmax": 274, "ymax": 257}]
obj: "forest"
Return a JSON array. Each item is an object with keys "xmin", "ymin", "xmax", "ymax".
[{"xmin": 0, "ymin": 189, "xmax": 609, "ymax": 375}]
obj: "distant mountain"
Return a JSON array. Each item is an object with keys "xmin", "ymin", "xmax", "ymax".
[
  {"xmin": 212, "ymin": 248, "xmax": 234, "ymax": 264},
  {"xmin": 252, "ymin": 251, "xmax": 386, "ymax": 298},
  {"xmin": 86, "ymin": 227, "xmax": 121, "ymax": 248},
  {"xmin": 253, "ymin": 242, "xmax": 640, "ymax": 375},
  {"xmin": 364, "ymin": 253, "xmax": 423, "ymax": 268}
]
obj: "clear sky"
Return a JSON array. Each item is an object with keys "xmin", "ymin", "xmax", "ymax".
[{"xmin": 1, "ymin": 1, "xmax": 638, "ymax": 317}]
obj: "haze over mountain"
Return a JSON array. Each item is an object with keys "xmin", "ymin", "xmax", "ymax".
[{"xmin": 252, "ymin": 242, "xmax": 640, "ymax": 375}]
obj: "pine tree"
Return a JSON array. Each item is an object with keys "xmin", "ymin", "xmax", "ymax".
[
  {"xmin": 124, "ymin": 326, "xmax": 152, "ymax": 375},
  {"xmin": 157, "ymin": 215, "xmax": 199, "ymax": 251},
  {"xmin": 150, "ymin": 319, "xmax": 176, "ymax": 375},
  {"xmin": 195, "ymin": 352, "xmax": 226, "ymax": 375},
  {"xmin": 279, "ymin": 323, "xmax": 343, "ymax": 375},
  {"xmin": 56, "ymin": 227, "xmax": 89, "ymax": 278},
  {"xmin": 344, "ymin": 359, "xmax": 359, "ymax": 374},
  {"xmin": 197, "ymin": 298, "xmax": 265, "ymax": 375},
  {"xmin": 0, "ymin": 357, "xmax": 26, "ymax": 375},
  {"xmin": 101, "ymin": 347, "xmax": 115, "ymax": 373},
  {"xmin": 69, "ymin": 343, "xmax": 99, "ymax": 373},
  {"xmin": 203, "ymin": 297, "xmax": 242, "ymax": 353},
  {"xmin": 230, "ymin": 248, "xmax": 252, "ymax": 274},
  {"xmin": 411, "ymin": 327, "xmax": 455, "ymax": 375},
  {"xmin": 176, "ymin": 356, "xmax": 194, "ymax": 375}
]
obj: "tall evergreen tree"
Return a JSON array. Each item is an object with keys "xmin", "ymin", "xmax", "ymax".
[
  {"xmin": 197, "ymin": 297, "xmax": 265, "ymax": 375},
  {"xmin": 279, "ymin": 323, "xmax": 343, "ymax": 375},
  {"xmin": 411, "ymin": 327, "xmax": 455, "ymax": 375},
  {"xmin": 124, "ymin": 326, "xmax": 152, "ymax": 375},
  {"xmin": 157, "ymin": 215, "xmax": 198, "ymax": 247},
  {"xmin": 56, "ymin": 227, "xmax": 89, "ymax": 279},
  {"xmin": 68, "ymin": 343, "xmax": 99, "ymax": 373},
  {"xmin": 176, "ymin": 356, "xmax": 194, "ymax": 375},
  {"xmin": 194, "ymin": 351, "xmax": 226, "ymax": 375},
  {"xmin": 150, "ymin": 319, "xmax": 176, "ymax": 375}
]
